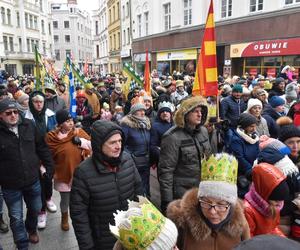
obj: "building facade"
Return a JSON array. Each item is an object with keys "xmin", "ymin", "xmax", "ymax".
[
  {"xmin": 131, "ymin": 0, "xmax": 300, "ymax": 77},
  {"xmin": 0, "ymin": 0, "xmax": 54, "ymax": 76},
  {"xmin": 107, "ymin": 0, "xmax": 121, "ymax": 73},
  {"xmin": 51, "ymin": 1, "xmax": 93, "ymax": 71},
  {"xmin": 120, "ymin": 0, "xmax": 132, "ymax": 66}
]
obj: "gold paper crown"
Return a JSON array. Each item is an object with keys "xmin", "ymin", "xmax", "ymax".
[
  {"xmin": 201, "ymin": 153, "xmax": 238, "ymax": 184},
  {"xmin": 110, "ymin": 197, "xmax": 166, "ymax": 250}
]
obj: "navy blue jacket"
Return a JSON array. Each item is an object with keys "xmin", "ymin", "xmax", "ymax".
[
  {"xmin": 262, "ymin": 105, "xmax": 281, "ymax": 138},
  {"xmin": 220, "ymin": 96, "xmax": 246, "ymax": 128},
  {"xmin": 227, "ymin": 129, "xmax": 259, "ymax": 175}
]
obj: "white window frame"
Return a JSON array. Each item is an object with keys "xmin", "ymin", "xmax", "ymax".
[
  {"xmin": 164, "ymin": 3, "xmax": 171, "ymax": 31},
  {"xmin": 183, "ymin": 0, "xmax": 192, "ymax": 25},
  {"xmin": 285, "ymin": 0, "xmax": 300, "ymax": 4},
  {"xmin": 221, "ymin": 0, "xmax": 232, "ymax": 18},
  {"xmin": 144, "ymin": 12, "xmax": 149, "ymax": 36},
  {"xmin": 249, "ymin": 0, "xmax": 263, "ymax": 12},
  {"xmin": 137, "ymin": 14, "xmax": 142, "ymax": 37}
]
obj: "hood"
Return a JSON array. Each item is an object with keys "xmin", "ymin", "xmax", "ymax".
[
  {"xmin": 91, "ymin": 120, "xmax": 124, "ymax": 164},
  {"xmin": 252, "ymin": 163, "xmax": 286, "ymax": 200},
  {"xmin": 174, "ymin": 96, "xmax": 208, "ymax": 128},
  {"xmin": 167, "ymin": 188, "xmax": 248, "ymax": 241},
  {"xmin": 29, "ymin": 90, "xmax": 46, "ymax": 115}
]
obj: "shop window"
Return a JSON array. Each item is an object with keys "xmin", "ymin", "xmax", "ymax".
[
  {"xmin": 5, "ymin": 64, "xmax": 17, "ymax": 76},
  {"xmin": 22, "ymin": 64, "xmax": 34, "ymax": 75},
  {"xmin": 250, "ymin": 0, "xmax": 263, "ymax": 12},
  {"xmin": 157, "ymin": 62, "xmax": 170, "ymax": 76},
  {"xmin": 245, "ymin": 57, "xmax": 261, "ymax": 66},
  {"xmin": 221, "ymin": 0, "xmax": 232, "ymax": 18},
  {"xmin": 263, "ymin": 56, "xmax": 281, "ymax": 67},
  {"xmin": 283, "ymin": 56, "xmax": 300, "ymax": 66}
]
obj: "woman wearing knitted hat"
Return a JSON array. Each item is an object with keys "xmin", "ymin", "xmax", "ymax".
[
  {"xmin": 120, "ymin": 96, "xmax": 151, "ymax": 196},
  {"xmin": 167, "ymin": 153, "xmax": 250, "ymax": 250},
  {"xmin": 45, "ymin": 109, "xmax": 91, "ymax": 231},
  {"xmin": 227, "ymin": 113, "xmax": 260, "ymax": 197},
  {"xmin": 245, "ymin": 98, "xmax": 269, "ymax": 137},
  {"xmin": 110, "ymin": 197, "xmax": 178, "ymax": 250},
  {"xmin": 244, "ymin": 162, "xmax": 290, "ymax": 237}
]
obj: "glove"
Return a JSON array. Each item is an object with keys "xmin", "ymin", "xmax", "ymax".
[
  {"xmin": 76, "ymin": 115, "xmax": 83, "ymax": 121},
  {"xmin": 72, "ymin": 136, "xmax": 81, "ymax": 146}
]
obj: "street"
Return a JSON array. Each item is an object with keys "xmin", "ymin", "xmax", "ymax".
[{"xmin": 0, "ymin": 169, "xmax": 160, "ymax": 250}]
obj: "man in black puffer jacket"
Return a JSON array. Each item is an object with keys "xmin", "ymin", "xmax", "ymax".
[{"xmin": 70, "ymin": 120, "xmax": 143, "ymax": 250}]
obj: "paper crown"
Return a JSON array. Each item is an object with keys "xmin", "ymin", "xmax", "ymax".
[
  {"xmin": 110, "ymin": 196, "xmax": 166, "ymax": 250},
  {"xmin": 158, "ymin": 101, "xmax": 175, "ymax": 113},
  {"xmin": 201, "ymin": 153, "xmax": 238, "ymax": 185}
]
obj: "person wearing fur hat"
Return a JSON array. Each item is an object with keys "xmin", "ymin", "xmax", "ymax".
[
  {"xmin": 45, "ymin": 109, "xmax": 91, "ymax": 231},
  {"xmin": 170, "ymin": 80, "xmax": 188, "ymax": 106},
  {"xmin": 120, "ymin": 97, "xmax": 151, "ymax": 196},
  {"xmin": 111, "ymin": 197, "xmax": 178, "ymax": 250},
  {"xmin": 70, "ymin": 120, "xmax": 143, "ymax": 250},
  {"xmin": 220, "ymin": 84, "xmax": 247, "ymax": 129},
  {"xmin": 44, "ymin": 84, "xmax": 66, "ymax": 113},
  {"xmin": 244, "ymin": 98, "xmax": 269, "ymax": 136},
  {"xmin": 167, "ymin": 153, "xmax": 250, "ymax": 250},
  {"xmin": 244, "ymin": 163, "xmax": 290, "ymax": 237},
  {"xmin": 150, "ymin": 101, "xmax": 175, "ymax": 166},
  {"xmin": 158, "ymin": 96, "xmax": 211, "ymax": 213},
  {"xmin": 258, "ymin": 136, "xmax": 300, "ymax": 238},
  {"xmin": 25, "ymin": 91, "xmax": 58, "ymax": 229}
]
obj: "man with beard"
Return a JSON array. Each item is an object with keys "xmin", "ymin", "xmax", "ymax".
[
  {"xmin": 0, "ymin": 98, "xmax": 53, "ymax": 248},
  {"xmin": 70, "ymin": 120, "xmax": 143, "ymax": 250}
]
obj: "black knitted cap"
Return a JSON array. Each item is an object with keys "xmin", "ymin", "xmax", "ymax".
[{"xmin": 278, "ymin": 124, "xmax": 300, "ymax": 142}]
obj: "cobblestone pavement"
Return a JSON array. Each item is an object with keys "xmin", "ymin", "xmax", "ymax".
[{"xmin": 0, "ymin": 169, "xmax": 161, "ymax": 250}]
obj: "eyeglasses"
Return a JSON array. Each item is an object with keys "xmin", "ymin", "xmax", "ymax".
[
  {"xmin": 4, "ymin": 110, "xmax": 19, "ymax": 116},
  {"xmin": 199, "ymin": 199, "xmax": 230, "ymax": 212}
]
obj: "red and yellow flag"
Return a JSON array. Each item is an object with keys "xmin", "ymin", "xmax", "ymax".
[
  {"xmin": 143, "ymin": 49, "xmax": 151, "ymax": 95},
  {"xmin": 192, "ymin": 0, "xmax": 218, "ymax": 97}
]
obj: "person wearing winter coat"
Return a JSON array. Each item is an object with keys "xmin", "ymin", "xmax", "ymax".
[
  {"xmin": 75, "ymin": 90, "xmax": 93, "ymax": 134},
  {"xmin": 158, "ymin": 96, "xmax": 212, "ymax": 213},
  {"xmin": 44, "ymin": 85, "xmax": 66, "ymax": 113},
  {"xmin": 244, "ymin": 163, "xmax": 290, "ymax": 237},
  {"xmin": 268, "ymin": 77, "xmax": 286, "ymax": 99},
  {"xmin": 45, "ymin": 109, "xmax": 91, "ymax": 232},
  {"xmin": 167, "ymin": 153, "xmax": 250, "ymax": 250},
  {"xmin": 120, "ymin": 97, "xmax": 151, "ymax": 196},
  {"xmin": 143, "ymin": 94, "xmax": 157, "ymax": 123},
  {"xmin": 227, "ymin": 113, "xmax": 259, "ymax": 197},
  {"xmin": 110, "ymin": 81, "xmax": 126, "ymax": 113},
  {"xmin": 170, "ymin": 80, "xmax": 188, "ymax": 106},
  {"xmin": 150, "ymin": 101, "xmax": 174, "ymax": 165},
  {"xmin": 244, "ymin": 98, "xmax": 269, "ymax": 137},
  {"xmin": 70, "ymin": 120, "xmax": 143, "ymax": 250},
  {"xmin": 83, "ymin": 83, "xmax": 101, "ymax": 121}
]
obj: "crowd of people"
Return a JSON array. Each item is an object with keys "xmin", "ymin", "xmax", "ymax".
[{"xmin": 0, "ymin": 65, "xmax": 300, "ymax": 250}]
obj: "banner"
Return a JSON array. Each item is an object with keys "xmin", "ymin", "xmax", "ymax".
[
  {"xmin": 66, "ymin": 57, "xmax": 77, "ymax": 118},
  {"xmin": 144, "ymin": 49, "xmax": 151, "ymax": 95},
  {"xmin": 192, "ymin": 0, "xmax": 218, "ymax": 97}
]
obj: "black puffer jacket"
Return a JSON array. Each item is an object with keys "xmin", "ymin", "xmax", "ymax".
[
  {"xmin": 0, "ymin": 117, "xmax": 54, "ymax": 189},
  {"xmin": 70, "ymin": 121, "xmax": 143, "ymax": 250}
]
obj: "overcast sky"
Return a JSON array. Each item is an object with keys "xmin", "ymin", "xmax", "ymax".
[{"xmin": 77, "ymin": 0, "xmax": 99, "ymax": 12}]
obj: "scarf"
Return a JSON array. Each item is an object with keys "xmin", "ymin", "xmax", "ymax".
[
  {"xmin": 236, "ymin": 127, "xmax": 259, "ymax": 144},
  {"xmin": 130, "ymin": 114, "xmax": 151, "ymax": 130},
  {"xmin": 245, "ymin": 184, "xmax": 283, "ymax": 217}
]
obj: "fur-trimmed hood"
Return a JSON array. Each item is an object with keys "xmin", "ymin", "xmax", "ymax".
[
  {"xmin": 120, "ymin": 114, "xmax": 151, "ymax": 130},
  {"xmin": 167, "ymin": 188, "xmax": 248, "ymax": 242},
  {"xmin": 174, "ymin": 96, "xmax": 208, "ymax": 128}
]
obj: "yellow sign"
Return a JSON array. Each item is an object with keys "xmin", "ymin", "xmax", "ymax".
[
  {"xmin": 157, "ymin": 49, "xmax": 197, "ymax": 61},
  {"xmin": 230, "ymin": 43, "xmax": 251, "ymax": 58}
]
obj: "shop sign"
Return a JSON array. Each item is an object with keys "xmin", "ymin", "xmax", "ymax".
[
  {"xmin": 157, "ymin": 49, "xmax": 197, "ymax": 61},
  {"xmin": 224, "ymin": 60, "xmax": 231, "ymax": 66},
  {"xmin": 230, "ymin": 38, "xmax": 300, "ymax": 57},
  {"xmin": 121, "ymin": 49, "xmax": 131, "ymax": 58},
  {"xmin": 249, "ymin": 68, "xmax": 257, "ymax": 76},
  {"xmin": 133, "ymin": 53, "xmax": 151, "ymax": 62},
  {"xmin": 266, "ymin": 68, "xmax": 276, "ymax": 77}
]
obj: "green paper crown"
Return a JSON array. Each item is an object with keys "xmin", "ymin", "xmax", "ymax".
[
  {"xmin": 201, "ymin": 153, "xmax": 238, "ymax": 184},
  {"xmin": 110, "ymin": 197, "xmax": 166, "ymax": 250}
]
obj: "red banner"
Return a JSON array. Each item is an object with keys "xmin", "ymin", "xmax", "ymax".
[
  {"xmin": 249, "ymin": 68, "xmax": 257, "ymax": 76},
  {"xmin": 266, "ymin": 68, "xmax": 276, "ymax": 77}
]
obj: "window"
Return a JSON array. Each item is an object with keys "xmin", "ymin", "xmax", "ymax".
[
  {"xmin": 109, "ymin": 9, "xmax": 111, "ymax": 24},
  {"xmin": 34, "ymin": 16, "xmax": 37, "ymax": 29},
  {"xmin": 113, "ymin": 6, "xmax": 115, "ymax": 21},
  {"xmin": 53, "ymin": 21, "xmax": 58, "ymax": 29},
  {"xmin": 137, "ymin": 14, "xmax": 141, "ymax": 37},
  {"xmin": 285, "ymin": 0, "xmax": 300, "ymax": 3},
  {"xmin": 64, "ymin": 20, "xmax": 69, "ymax": 28},
  {"xmin": 77, "ymin": 22, "xmax": 79, "ymax": 30},
  {"xmin": 126, "ymin": 2, "xmax": 129, "ymax": 17},
  {"xmin": 183, "ymin": 0, "xmax": 192, "ymax": 25},
  {"xmin": 18, "ymin": 37, "xmax": 22, "ymax": 52},
  {"xmin": 118, "ymin": 32, "xmax": 120, "ymax": 49},
  {"xmin": 40, "ymin": 0, "xmax": 43, "ymax": 11},
  {"xmin": 7, "ymin": 9, "xmax": 11, "ymax": 25},
  {"xmin": 31, "ymin": 39, "xmax": 35, "ymax": 52},
  {"xmin": 3, "ymin": 36, "xmax": 8, "ymax": 51},
  {"xmin": 48, "ymin": 23, "xmax": 51, "ymax": 35},
  {"xmin": 26, "ymin": 38, "xmax": 30, "ymax": 52},
  {"xmin": 122, "ymin": 5, "xmax": 125, "ymax": 20},
  {"xmin": 123, "ymin": 30, "xmax": 126, "ymax": 45},
  {"xmin": 78, "ymin": 36, "xmax": 80, "ymax": 44},
  {"xmin": 95, "ymin": 21, "xmax": 98, "ymax": 35},
  {"xmin": 96, "ymin": 45, "xmax": 99, "ymax": 58},
  {"xmin": 42, "ymin": 42, "xmax": 46, "ymax": 54},
  {"xmin": 110, "ymin": 36, "xmax": 112, "ymax": 51},
  {"xmin": 250, "ymin": 0, "xmax": 263, "ymax": 12},
  {"xmin": 29, "ymin": 15, "xmax": 33, "ymax": 28},
  {"xmin": 221, "ymin": 0, "xmax": 232, "ymax": 18},
  {"xmin": 41, "ymin": 20, "xmax": 45, "ymax": 33},
  {"xmin": 117, "ymin": 3, "xmax": 120, "ymax": 19},
  {"xmin": 65, "ymin": 35, "xmax": 70, "ymax": 43},
  {"xmin": 66, "ymin": 49, "xmax": 71, "ymax": 58},
  {"xmin": 127, "ymin": 27, "xmax": 130, "ymax": 44},
  {"xmin": 1, "ymin": 7, "xmax": 5, "ymax": 24},
  {"xmin": 114, "ymin": 34, "xmax": 116, "ymax": 50},
  {"xmin": 144, "ymin": 12, "xmax": 149, "ymax": 35},
  {"xmin": 164, "ymin": 3, "xmax": 171, "ymax": 31},
  {"xmin": 54, "ymin": 35, "xmax": 59, "ymax": 42},
  {"xmin": 16, "ymin": 11, "xmax": 20, "ymax": 27},
  {"xmin": 9, "ymin": 37, "xmax": 13, "ymax": 52}
]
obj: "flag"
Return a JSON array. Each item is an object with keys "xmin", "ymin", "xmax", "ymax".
[
  {"xmin": 66, "ymin": 57, "xmax": 77, "ymax": 118},
  {"xmin": 192, "ymin": 0, "xmax": 218, "ymax": 97},
  {"xmin": 122, "ymin": 63, "xmax": 143, "ymax": 86},
  {"xmin": 143, "ymin": 49, "xmax": 151, "ymax": 95}
]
